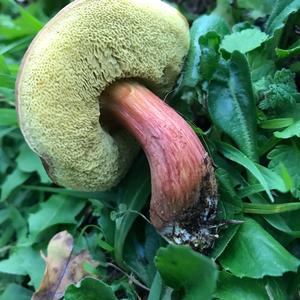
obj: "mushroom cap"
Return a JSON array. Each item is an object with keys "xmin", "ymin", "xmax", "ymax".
[{"xmin": 16, "ymin": 0, "xmax": 190, "ymax": 191}]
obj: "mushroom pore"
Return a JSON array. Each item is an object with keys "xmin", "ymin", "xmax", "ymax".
[{"xmin": 17, "ymin": 0, "xmax": 218, "ymax": 251}]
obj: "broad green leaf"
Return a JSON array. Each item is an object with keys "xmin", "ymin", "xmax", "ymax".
[
  {"xmin": 0, "ymin": 284, "xmax": 32, "ymax": 300},
  {"xmin": 114, "ymin": 155, "xmax": 151, "ymax": 267},
  {"xmin": 0, "ymin": 168, "xmax": 30, "ymax": 202},
  {"xmin": 64, "ymin": 278, "xmax": 117, "ymax": 300},
  {"xmin": 266, "ymin": 0, "xmax": 300, "ymax": 35},
  {"xmin": 221, "ymin": 29, "xmax": 268, "ymax": 53},
  {"xmin": 218, "ymin": 143, "xmax": 274, "ymax": 201},
  {"xmin": 219, "ymin": 218, "xmax": 300, "ymax": 278},
  {"xmin": 274, "ymin": 120, "xmax": 300, "ymax": 139},
  {"xmin": 28, "ymin": 194, "xmax": 85, "ymax": 238},
  {"xmin": 268, "ymin": 141, "xmax": 300, "ymax": 198},
  {"xmin": 0, "ymin": 109, "xmax": 17, "ymax": 126},
  {"xmin": 182, "ymin": 14, "xmax": 229, "ymax": 87},
  {"xmin": 16, "ymin": 143, "xmax": 50, "ymax": 183},
  {"xmin": 0, "ymin": 247, "xmax": 44, "ymax": 289},
  {"xmin": 215, "ymin": 272, "xmax": 269, "ymax": 299},
  {"xmin": 155, "ymin": 244, "xmax": 218, "ymax": 300},
  {"xmin": 208, "ymin": 52, "xmax": 257, "ymax": 160}
]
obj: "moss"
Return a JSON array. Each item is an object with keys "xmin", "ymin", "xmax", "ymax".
[{"xmin": 17, "ymin": 0, "xmax": 190, "ymax": 191}]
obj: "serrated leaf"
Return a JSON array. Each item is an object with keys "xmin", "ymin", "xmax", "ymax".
[
  {"xmin": 268, "ymin": 141, "xmax": 300, "ymax": 198},
  {"xmin": 219, "ymin": 218, "xmax": 300, "ymax": 278},
  {"xmin": 208, "ymin": 52, "xmax": 257, "ymax": 160},
  {"xmin": 28, "ymin": 195, "xmax": 85, "ymax": 238},
  {"xmin": 64, "ymin": 278, "xmax": 117, "ymax": 300},
  {"xmin": 155, "ymin": 244, "xmax": 218, "ymax": 300},
  {"xmin": 221, "ymin": 29, "xmax": 268, "ymax": 53}
]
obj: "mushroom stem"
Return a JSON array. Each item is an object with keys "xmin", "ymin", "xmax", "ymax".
[{"xmin": 103, "ymin": 81, "xmax": 218, "ymax": 251}]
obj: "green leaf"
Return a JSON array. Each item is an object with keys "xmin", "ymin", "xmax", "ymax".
[
  {"xmin": 0, "ymin": 109, "xmax": 17, "ymax": 126},
  {"xmin": 0, "ymin": 36, "xmax": 32, "ymax": 55},
  {"xmin": 248, "ymin": 51, "xmax": 275, "ymax": 83},
  {"xmin": 148, "ymin": 273, "xmax": 165, "ymax": 300},
  {"xmin": 266, "ymin": 0, "xmax": 300, "ymax": 35},
  {"xmin": 208, "ymin": 52, "xmax": 257, "ymax": 160},
  {"xmin": 255, "ymin": 69, "xmax": 300, "ymax": 111},
  {"xmin": 237, "ymin": 0, "xmax": 273, "ymax": 18},
  {"xmin": 221, "ymin": 29, "xmax": 268, "ymax": 53},
  {"xmin": 268, "ymin": 141, "xmax": 300, "ymax": 198},
  {"xmin": 0, "ymin": 247, "xmax": 44, "ymax": 289},
  {"xmin": 0, "ymin": 168, "xmax": 30, "ymax": 202},
  {"xmin": 219, "ymin": 218, "xmax": 300, "ymax": 278},
  {"xmin": 16, "ymin": 143, "xmax": 50, "ymax": 183},
  {"xmin": 155, "ymin": 244, "xmax": 218, "ymax": 300},
  {"xmin": 124, "ymin": 225, "xmax": 161, "ymax": 286},
  {"xmin": 21, "ymin": 185, "xmax": 114, "ymax": 201},
  {"xmin": 114, "ymin": 155, "xmax": 151, "ymax": 267},
  {"xmin": 259, "ymin": 118, "xmax": 294, "ymax": 129},
  {"xmin": 218, "ymin": 143, "xmax": 274, "ymax": 201},
  {"xmin": 249, "ymin": 194, "xmax": 300, "ymax": 237},
  {"xmin": 274, "ymin": 120, "xmax": 300, "ymax": 139},
  {"xmin": 243, "ymin": 202, "xmax": 300, "ymax": 214},
  {"xmin": 215, "ymin": 271, "xmax": 269, "ymax": 299},
  {"xmin": 64, "ymin": 278, "xmax": 117, "ymax": 300},
  {"xmin": 28, "ymin": 194, "xmax": 85, "ymax": 238},
  {"xmin": 182, "ymin": 14, "xmax": 229, "ymax": 87},
  {"xmin": 0, "ymin": 284, "xmax": 32, "ymax": 300},
  {"xmin": 0, "ymin": 73, "xmax": 15, "ymax": 89},
  {"xmin": 276, "ymin": 45, "xmax": 300, "ymax": 58}
]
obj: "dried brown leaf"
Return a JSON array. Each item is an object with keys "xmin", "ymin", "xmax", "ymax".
[{"xmin": 32, "ymin": 230, "xmax": 99, "ymax": 300}]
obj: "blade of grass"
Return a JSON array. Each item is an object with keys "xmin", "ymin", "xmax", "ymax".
[
  {"xmin": 218, "ymin": 142, "xmax": 274, "ymax": 202},
  {"xmin": 243, "ymin": 202, "xmax": 300, "ymax": 214}
]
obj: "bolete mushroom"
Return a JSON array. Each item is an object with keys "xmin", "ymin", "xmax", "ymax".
[{"xmin": 16, "ymin": 0, "xmax": 218, "ymax": 251}]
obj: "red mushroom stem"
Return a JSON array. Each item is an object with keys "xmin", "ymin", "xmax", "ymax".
[{"xmin": 103, "ymin": 81, "xmax": 218, "ymax": 251}]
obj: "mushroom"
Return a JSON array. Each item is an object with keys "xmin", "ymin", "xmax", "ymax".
[{"xmin": 16, "ymin": 0, "xmax": 218, "ymax": 251}]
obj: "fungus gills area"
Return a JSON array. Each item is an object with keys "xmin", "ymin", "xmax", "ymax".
[{"xmin": 103, "ymin": 81, "xmax": 218, "ymax": 251}]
